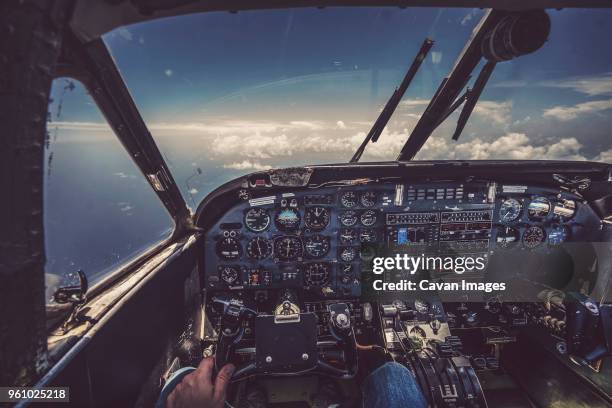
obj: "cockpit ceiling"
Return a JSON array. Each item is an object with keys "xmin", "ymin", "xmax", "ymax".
[{"xmin": 70, "ymin": 0, "xmax": 612, "ymax": 42}]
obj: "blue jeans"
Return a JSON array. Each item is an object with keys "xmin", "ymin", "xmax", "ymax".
[
  {"xmin": 362, "ymin": 362, "xmax": 428, "ymax": 408},
  {"xmin": 157, "ymin": 362, "xmax": 427, "ymax": 408}
]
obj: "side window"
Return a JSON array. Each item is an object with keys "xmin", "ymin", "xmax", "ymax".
[{"xmin": 44, "ymin": 78, "xmax": 174, "ymax": 301}]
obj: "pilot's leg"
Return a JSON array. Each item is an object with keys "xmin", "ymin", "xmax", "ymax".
[{"xmin": 362, "ymin": 362, "xmax": 427, "ymax": 408}]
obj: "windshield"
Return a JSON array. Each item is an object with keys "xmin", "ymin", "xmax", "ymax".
[{"xmin": 96, "ymin": 7, "xmax": 612, "ymax": 207}]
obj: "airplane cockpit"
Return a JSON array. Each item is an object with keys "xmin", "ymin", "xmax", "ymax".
[{"xmin": 1, "ymin": 1, "xmax": 611, "ymax": 407}]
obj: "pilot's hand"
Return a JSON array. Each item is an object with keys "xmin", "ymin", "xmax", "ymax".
[{"xmin": 167, "ymin": 357, "xmax": 235, "ymax": 408}]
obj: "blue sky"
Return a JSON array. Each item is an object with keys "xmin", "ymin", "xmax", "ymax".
[
  {"xmin": 44, "ymin": 7, "xmax": 612, "ymax": 287},
  {"xmin": 52, "ymin": 7, "xmax": 612, "ymax": 201}
]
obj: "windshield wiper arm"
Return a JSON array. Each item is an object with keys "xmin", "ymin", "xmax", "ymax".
[
  {"xmin": 451, "ymin": 60, "xmax": 496, "ymax": 141},
  {"xmin": 397, "ymin": 9, "xmax": 550, "ymax": 161},
  {"xmin": 350, "ymin": 38, "xmax": 433, "ymax": 163}
]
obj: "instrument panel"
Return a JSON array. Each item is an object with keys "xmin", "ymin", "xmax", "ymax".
[{"xmin": 203, "ymin": 181, "xmax": 596, "ymax": 299}]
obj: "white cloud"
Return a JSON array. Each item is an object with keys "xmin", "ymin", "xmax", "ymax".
[
  {"xmin": 473, "ymin": 100, "xmax": 512, "ymax": 125},
  {"xmin": 540, "ymin": 72, "xmax": 612, "ymax": 97},
  {"xmin": 594, "ymin": 149, "xmax": 612, "ymax": 163},
  {"xmin": 188, "ymin": 188, "xmax": 199, "ymax": 194},
  {"xmin": 416, "ymin": 133, "xmax": 586, "ymax": 161},
  {"xmin": 543, "ymin": 99, "xmax": 612, "ymax": 121},
  {"xmin": 164, "ymin": 69, "xmax": 173, "ymax": 77},
  {"xmin": 223, "ymin": 160, "xmax": 273, "ymax": 171},
  {"xmin": 336, "ymin": 120, "xmax": 346, "ymax": 129},
  {"xmin": 460, "ymin": 9, "xmax": 479, "ymax": 26}
]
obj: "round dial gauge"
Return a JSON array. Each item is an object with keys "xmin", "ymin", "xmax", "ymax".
[
  {"xmin": 496, "ymin": 226, "xmax": 520, "ymax": 248},
  {"xmin": 359, "ymin": 245, "xmax": 376, "ymax": 261},
  {"xmin": 304, "ymin": 234, "xmax": 331, "ymax": 258},
  {"xmin": 548, "ymin": 225, "xmax": 569, "ymax": 246},
  {"xmin": 360, "ymin": 210, "xmax": 377, "ymax": 226},
  {"xmin": 553, "ymin": 199, "xmax": 576, "ymax": 220},
  {"xmin": 340, "ymin": 263, "xmax": 353, "ymax": 275},
  {"xmin": 523, "ymin": 226, "xmax": 546, "ymax": 249},
  {"xmin": 499, "ymin": 198, "xmax": 522, "ymax": 223},
  {"xmin": 220, "ymin": 266, "xmax": 240, "ymax": 285},
  {"xmin": 246, "ymin": 236, "xmax": 272, "ymax": 260},
  {"xmin": 244, "ymin": 208, "xmax": 270, "ymax": 232},
  {"xmin": 304, "ymin": 263, "xmax": 330, "ymax": 286},
  {"xmin": 304, "ymin": 206, "xmax": 330, "ymax": 230},
  {"xmin": 528, "ymin": 197, "xmax": 551, "ymax": 220},
  {"xmin": 339, "ymin": 247, "xmax": 356, "ymax": 262},
  {"xmin": 274, "ymin": 208, "xmax": 301, "ymax": 231},
  {"xmin": 339, "ymin": 229, "xmax": 357, "ymax": 245},
  {"xmin": 340, "ymin": 210, "xmax": 358, "ymax": 227},
  {"xmin": 274, "ymin": 236, "xmax": 303, "ymax": 261},
  {"xmin": 360, "ymin": 191, "xmax": 377, "ymax": 207},
  {"xmin": 216, "ymin": 237, "xmax": 241, "ymax": 260},
  {"xmin": 359, "ymin": 229, "xmax": 377, "ymax": 243},
  {"xmin": 340, "ymin": 191, "xmax": 358, "ymax": 208}
]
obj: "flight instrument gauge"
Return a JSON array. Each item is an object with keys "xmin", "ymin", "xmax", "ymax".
[
  {"xmin": 216, "ymin": 237, "xmax": 241, "ymax": 260},
  {"xmin": 275, "ymin": 208, "xmax": 301, "ymax": 231},
  {"xmin": 274, "ymin": 236, "xmax": 303, "ymax": 261},
  {"xmin": 304, "ymin": 263, "xmax": 330, "ymax": 286},
  {"xmin": 360, "ymin": 191, "xmax": 377, "ymax": 207},
  {"xmin": 548, "ymin": 225, "xmax": 569, "ymax": 246},
  {"xmin": 359, "ymin": 229, "xmax": 377, "ymax": 243},
  {"xmin": 340, "ymin": 229, "xmax": 357, "ymax": 244},
  {"xmin": 304, "ymin": 234, "xmax": 331, "ymax": 258},
  {"xmin": 340, "ymin": 210, "xmax": 358, "ymax": 227},
  {"xmin": 360, "ymin": 210, "xmax": 377, "ymax": 226},
  {"xmin": 220, "ymin": 266, "xmax": 240, "ymax": 285},
  {"xmin": 523, "ymin": 226, "xmax": 546, "ymax": 249},
  {"xmin": 528, "ymin": 197, "xmax": 551, "ymax": 220},
  {"xmin": 246, "ymin": 236, "xmax": 272, "ymax": 260},
  {"xmin": 553, "ymin": 199, "xmax": 576, "ymax": 220},
  {"xmin": 244, "ymin": 208, "xmax": 271, "ymax": 232},
  {"xmin": 340, "ymin": 191, "xmax": 358, "ymax": 208},
  {"xmin": 304, "ymin": 206, "xmax": 330, "ymax": 230},
  {"xmin": 499, "ymin": 198, "xmax": 522, "ymax": 223},
  {"xmin": 496, "ymin": 226, "xmax": 520, "ymax": 248},
  {"xmin": 339, "ymin": 247, "xmax": 356, "ymax": 262}
]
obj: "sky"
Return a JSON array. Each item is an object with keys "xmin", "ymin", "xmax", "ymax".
[{"xmin": 45, "ymin": 7, "xmax": 612, "ymax": 288}]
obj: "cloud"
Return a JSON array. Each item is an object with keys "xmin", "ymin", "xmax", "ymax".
[
  {"xmin": 540, "ymin": 72, "xmax": 612, "ymax": 97},
  {"xmin": 416, "ymin": 133, "xmax": 586, "ymax": 161},
  {"xmin": 336, "ymin": 120, "xmax": 346, "ymax": 129},
  {"xmin": 473, "ymin": 100, "xmax": 512, "ymax": 125},
  {"xmin": 460, "ymin": 9, "xmax": 479, "ymax": 26},
  {"xmin": 164, "ymin": 69, "xmax": 173, "ymax": 77},
  {"xmin": 594, "ymin": 149, "xmax": 612, "ymax": 163},
  {"xmin": 188, "ymin": 188, "xmax": 199, "ymax": 194},
  {"xmin": 223, "ymin": 160, "xmax": 273, "ymax": 171},
  {"xmin": 543, "ymin": 99, "xmax": 612, "ymax": 121}
]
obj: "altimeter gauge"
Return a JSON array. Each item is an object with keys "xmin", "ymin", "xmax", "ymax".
[{"xmin": 304, "ymin": 206, "xmax": 330, "ymax": 230}]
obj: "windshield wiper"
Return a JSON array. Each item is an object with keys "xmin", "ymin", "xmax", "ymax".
[
  {"xmin": 350, "ymin": 38, "xmax": 433, "ymax": 163},
  {"xmin": 396, "ymin": 9, "xmax": 550, "ymax": 161}
]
